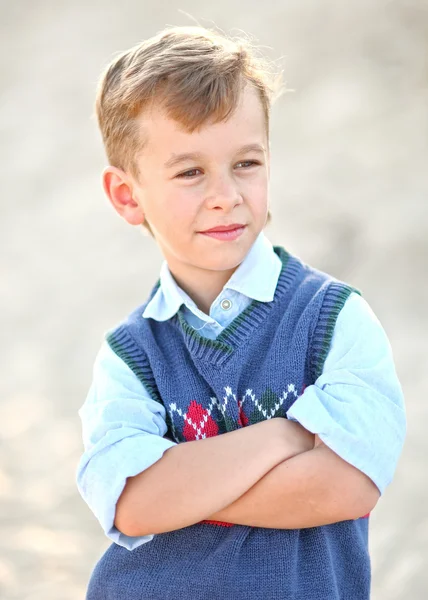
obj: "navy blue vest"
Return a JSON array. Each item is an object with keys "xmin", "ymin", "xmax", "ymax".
[{"xmin": 87, "ymin": 247, "xmax": 370, "ymax": 600}]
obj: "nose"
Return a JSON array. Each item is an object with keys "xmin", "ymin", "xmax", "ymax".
[{"xmin": 204, "ymin": 173, "xmax": 243, "ymax": 212}]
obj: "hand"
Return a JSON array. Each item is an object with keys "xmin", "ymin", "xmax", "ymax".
[
  {"xmin": 314, "ymin": 434, "xmax": 324, "ymax": 448},
  {"xmin": 288, "ymin": 420, "xmax": 316, "ymax": 452},
  {"xmin": 269, "ymin": 417, "xmax": 316, "ymax": 459}
]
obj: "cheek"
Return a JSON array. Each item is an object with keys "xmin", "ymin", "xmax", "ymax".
[
  {"xmin": 166, "ymin": 188, "xmax": 201, "ymax": 221},
  {"xmin": 245, "ymin": 179, "xmax": 268, "ymax": 208}
]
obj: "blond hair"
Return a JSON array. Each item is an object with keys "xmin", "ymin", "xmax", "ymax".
[{"xmin": 95, "ymin": 26, "xmax": 283, "ymax": 234}]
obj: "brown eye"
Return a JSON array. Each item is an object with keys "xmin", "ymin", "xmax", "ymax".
[
  {"xmin": 176, "ymin": 169, "xmax": 202, "ymax": 179},
  {"xmin": 236, "ymin": 160, "xmax": 259, "ymax": 169}
]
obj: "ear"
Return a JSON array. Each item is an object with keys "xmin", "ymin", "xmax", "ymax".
[{"xmin": 102, "ymin": 166, "xmax": 145, "ymax": 226}]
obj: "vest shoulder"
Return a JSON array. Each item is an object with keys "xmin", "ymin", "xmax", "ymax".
[{"xmin": 276, "ymin": 247, "xmax": 362, "ymax": 296}]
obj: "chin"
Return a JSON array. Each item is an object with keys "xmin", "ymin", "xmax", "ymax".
[{"xmin": 197, "ymin": 249, "xmax": 249, "ymax": 273}]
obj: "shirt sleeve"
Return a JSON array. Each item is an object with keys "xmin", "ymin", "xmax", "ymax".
[
  {"xmin": 286, "ymin": 292, "xmax": 406, "ymax": 494},
  {"xmin": 76, "ymin": 340, "xmax": 177, "ymax": 550}
]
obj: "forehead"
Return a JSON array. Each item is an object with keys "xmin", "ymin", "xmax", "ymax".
[{"xmin": 137, "ymin": 85, "xmax": 267, "ymax": 161}]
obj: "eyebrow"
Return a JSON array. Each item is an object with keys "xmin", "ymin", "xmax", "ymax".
[{"xmin": 163, "ymin": 143, "xmax": 266, "ymax": 170}]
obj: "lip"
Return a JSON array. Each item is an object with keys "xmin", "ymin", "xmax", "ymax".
[
  {"xmin": 199, "ymin": 224, "xmax": 246, "ymax": 242},
  {"xmin": 200, "ymin": 223, "xmax": 245, "ymax": 233}
]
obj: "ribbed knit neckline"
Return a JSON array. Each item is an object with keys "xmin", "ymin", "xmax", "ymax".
[{"xmin": 171, "ymin": 246, "xmax": 301, "ymax": 365}]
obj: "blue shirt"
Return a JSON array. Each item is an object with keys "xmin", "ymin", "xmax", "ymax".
[{"xmin": 76, "ymin": 232, "xmax": 406, "ymax": 550}]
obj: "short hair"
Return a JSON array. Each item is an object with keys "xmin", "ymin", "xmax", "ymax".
[{"xmin": 95, "ymin": 26, "xmax": 283, "ymax": 234}]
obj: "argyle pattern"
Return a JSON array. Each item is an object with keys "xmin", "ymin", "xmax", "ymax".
[{"xmin": 170, "ymin": 384, "xmax": 299, "ymax": 442}]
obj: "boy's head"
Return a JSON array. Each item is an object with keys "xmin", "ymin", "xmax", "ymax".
[{"xmin": 96, "ymin": 26, "xmax": 282, "ymax": 286}]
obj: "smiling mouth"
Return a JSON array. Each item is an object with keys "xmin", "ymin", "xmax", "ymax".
[
  {"xmin": 200, "ymin": 224, "xmax": 245, "ymax": 233},
  {"xmin": 199, "ymin": 225, "xmax": 246, "ymax": 241}
]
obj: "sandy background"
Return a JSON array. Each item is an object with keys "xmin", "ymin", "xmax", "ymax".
[{"xmin": 1, "ymin": 0, "xmax": 427, "ymax": 598}]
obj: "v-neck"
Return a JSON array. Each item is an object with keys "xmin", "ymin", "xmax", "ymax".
[{"xmin": 171, "ymin": 247, "xmax": 302, "ymax": 365}]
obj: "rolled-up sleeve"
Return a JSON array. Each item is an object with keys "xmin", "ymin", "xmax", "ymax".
[
  {"xmin": 76, "ymin": 340, "xmax": 177, "ymax": 550},
  {"xmin": 286, "ymin": 292, "xmax": 406, "ymax": 494}
]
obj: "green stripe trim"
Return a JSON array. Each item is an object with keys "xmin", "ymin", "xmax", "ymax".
[
  {"xmin": 311, "ymin": 283, "xmax": 362, "ymax": 382},
  {"xmin": 106, "ymin": 328, "xmax": 163, "ymax": 405}
]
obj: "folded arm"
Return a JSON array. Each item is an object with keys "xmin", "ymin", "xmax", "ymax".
[
  {"xmin": 78, "ymin": 294, "xmax": 406, "ymax": 545},
  {"xmin": 76, "ymin": 341, "xmax": 314, "ymax": 544},
  {"xmin": 208, "ymin": 435, "xmax": 379, "ymax": 528},
  {"xmin": 115, "ymin": 418, "xmax": 314, "ymax": 537},
  {"xmin": 210, "ymin": 293, "xmax": 406, "ymax": 528}
]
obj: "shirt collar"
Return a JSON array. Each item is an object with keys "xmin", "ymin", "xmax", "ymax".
[{"xmin": 142, "ymin": 232, "xmax": 281, "ymax": 321}]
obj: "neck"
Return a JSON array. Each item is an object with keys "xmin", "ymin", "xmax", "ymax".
[{"xmin": 169, "ymin": 265, "xmax": 238, "ymax": 315}]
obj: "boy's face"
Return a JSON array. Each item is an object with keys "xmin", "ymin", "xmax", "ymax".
[{"xmin": 118, "ymin": 84, "xmax": 269, "ymax": 286}]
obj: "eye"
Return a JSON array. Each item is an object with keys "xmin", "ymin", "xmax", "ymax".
[
  {"xmin": 235, "ymin": 160, "xmax": 260, "ymax": 169},
  {"xmin": 176, "ymin": 168, "xmax": 202, "ymax": 179}
]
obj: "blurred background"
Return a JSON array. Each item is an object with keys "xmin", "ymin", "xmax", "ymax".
[{"xmin": 1, "ymin": 0, "xmax": 427, "ymax": 598}]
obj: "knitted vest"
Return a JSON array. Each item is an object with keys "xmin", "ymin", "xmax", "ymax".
[{"xmin": 87, "ymin": 247, "xmax": 371, "ymax": 600}]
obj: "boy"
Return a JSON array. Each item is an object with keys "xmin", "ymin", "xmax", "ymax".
[{"xmin": 76, "ymin": 26, "xmax": 406, "ymax": 599}]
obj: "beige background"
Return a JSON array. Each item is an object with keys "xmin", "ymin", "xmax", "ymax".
[{"xmin": 1, "ymin": 1, "xmax": 427, "ymax": 598}]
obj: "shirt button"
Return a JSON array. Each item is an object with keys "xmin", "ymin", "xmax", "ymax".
[{"xmin": 221, "ymin": 298, "xmax": 232, "ymax": 311}]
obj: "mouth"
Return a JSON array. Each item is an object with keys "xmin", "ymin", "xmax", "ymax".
[
  {"xmin": 200, "ymin": 223, "xmax": 245, "ymax": 233},
  {"xmin": 198, "ymin": 224, "xmax": 246, "ymax": 241}
]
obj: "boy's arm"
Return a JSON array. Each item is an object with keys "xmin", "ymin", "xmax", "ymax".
[
  {"xmin": 76, "ymin": 341, "xmax": 180, "ymax": 549},
  {"xmin": 208, "ymin": 436, "xmax": 379, "ymax": 528},
  {"xmin": 114, "ymin": 418, "xmax": 314, "ymax": 537},
  {"xmin": 210, "ymin": 294, "xmax": 406, "ymax": 528}
]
